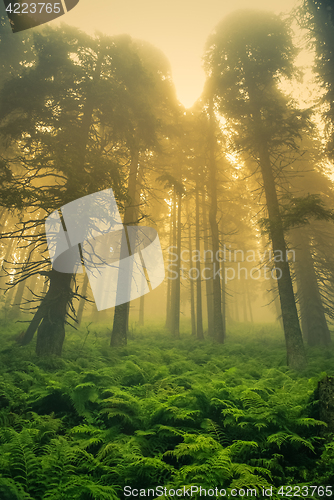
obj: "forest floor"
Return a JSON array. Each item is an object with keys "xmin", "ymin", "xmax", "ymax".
[{"xmin": 0, "ymin": 320, "xmax": 333, "ymax": 500}]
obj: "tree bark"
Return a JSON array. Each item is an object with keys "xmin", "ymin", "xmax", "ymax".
[
  {"xmin": 195, "ymin": 179, "xmax": 204, "ymax": 339},
  {"xmin": 76, "ymin": 273, "xmax": 89, "ymax": 326},
  {"xmin": 0, "ymin": 237, "xmax": 16, "ymax": 295},
  {"xmin": 170, "ymin": 190, "xmax": 181, "ymax": 338},
  {"xmin": 187, "ymin": 209, "xmax": 196, "ymax": 337},
  {"xmin": 291, "ymin": 227, "xmax": 331, "ymax": 346},
  {"xmin": 245, "ymin": 278, "xmax": 254, "ymax": 323},
  {"xmin": 12, "ymin": 234, "xmax": 38, "ymax": 316},
  {"xmin": 139, "ymin": 293, "xmax": 144, "ymax": 326},
  {"xmin": 318, "ymin": 376, "xmax": 334, "ymax": 433},
  {"xmin": 208, "ymin": 97, "xmax": 225, "ymax": 343},
  {"xmin": 258, "ymin": 140, "xmax": 306, "ymax": 369},
  {"xmin": 111, "ymin": 148, "xmax": 139, "ymax": 346},
  {"xmin": 220, "ymin": 219, "xmax": 226, "ymax": 334},
  {"xmin": 202, "ymin": 189, "xmax": 214, "ymax": 337},
  {"xmin": 11, "ymin": 275, "xmax": 26, "ymax": 317},
  {"xmin": 165, "ymin": 203, "xmax": 173, "ymax": 329},
  {"xmin": 35, "ymin": 270, "xmax": 73, "ymax": 356}
]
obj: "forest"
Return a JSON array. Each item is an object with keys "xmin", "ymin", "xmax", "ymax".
[{"xmin": 0, "ymin": 0, "xmax": 334, "ymax": 498}]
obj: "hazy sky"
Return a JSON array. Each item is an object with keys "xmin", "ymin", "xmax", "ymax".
[{"xmin": 55, "ymin": 0, "xmax": 299, "ymax": 108}]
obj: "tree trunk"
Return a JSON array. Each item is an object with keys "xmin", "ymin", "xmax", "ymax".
[
  {"xmin": 188, "ymin": 211, "xmax": 196, "ymax": 337},
  {"xmin": 165, "ymin": 196, "xmax": 174, "ymax": 329},
  {"xmin": 26, "ymin": 272, "xmax": 39, "ymax": 302},
  {"xmin": 245, "ymin": 279, "xmax": 254, "ymax": 323},
  {"xmin": 35, "ymin": 270, "xmax": 73, "ymax": 356},
  {"xmin": 234, "ymin": 281, "xmax": 240, "ymax": 322},
  {"xmin": 220, "ymin": 219, "xmax": 226, "ymax": 334},
  {"xmin": 169, "ymin": 189, "xmax": 178, "ymax": 334},
  {"xmin": 318, "ymin": 376, "xmax": 334, "ymax": 433},
  {"xmin": 12, "ymin": 235, "xmax": 38, "ymax": 316},
  {"xmin": 0, "ymin": 238, "xmax": 16, "ymax": 295},
  {"xmin": 258, "ymin": 140, "xmax": 306, "ymax": 369},
  {"xmin": 202, "ymin": 189, "xmax": 214, "ymax": 336},
  {"xmin": 208, "ymin": 97, "xmax": 225, "ymax": 343},
  {"xmin": 170, "ymin": 191, "xmax": 181, "ymax": 338},
  {"xmin": 195, "ymin": 179, "xmax": 204, "ymax": 339},
  {"xmin": 139, "ymin": 293, "xmax": 144, "ymax": 326},
  {"xmin": 111, "ymin": 148, "xmax": 139, "ymax": 347},
  {"xmin": 11, "ymin": 275, "xmax": 26, "ymax": 317},
  {"xmin": 76, "ymin": 273, "xmax": 89, "ymax": 326},
  {"xmin": 291, "ymin": 227, "xmax": 331, "ymax": 346}
]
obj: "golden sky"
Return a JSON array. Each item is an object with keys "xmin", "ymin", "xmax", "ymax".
[{"xmin": 55, "ymin": 0, "xmax": 299, "ymax": 108}]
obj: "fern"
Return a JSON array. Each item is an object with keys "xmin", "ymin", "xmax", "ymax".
[
  {"xmin": 201, "ymin": 418, "xmax": 229, "ymax": 446},
  {"xmin": 42, "ymin": 477, "xmax": 119, "ymax": 500},
  {"xmin": 0, "ymin": 477, "xmax": 33, "ymax": 500},
  {"xmin": 0, "ymin": 428, "xmax": 42, "ymax": 497},
  {"xmin": 0, "ymin": 321, "xmax": 333, "ymax": 497}
]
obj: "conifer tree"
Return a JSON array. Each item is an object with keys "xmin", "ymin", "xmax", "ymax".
[{"xmin": 204, "ymin": 10, "xmax": 307, "ymax": 369}]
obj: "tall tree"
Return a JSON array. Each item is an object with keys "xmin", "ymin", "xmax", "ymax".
[
  {"xmin": 110, "ymin": 41, "xmax": 180, "ymax": 345},
  {"xmin": 290, "ymin": 226, "xmax": 331, "ymax": 345},
  {"xmin": 204, "ymin": 10, "xmax": 307, "ymax": 369},
  {"xmin": 286, "ymin": 157, "xmax": 334, "ymax": 345},
  {"xmin": 186, "ymin": 202, "xmax": 196, "ymax": 337},
  {"xmin": 206, "ymin": 96, "xmax": 225, "ymax": 343},
  {"xmin": 298, "ymin": 0, "xmax": 334, "ymax": 159}
]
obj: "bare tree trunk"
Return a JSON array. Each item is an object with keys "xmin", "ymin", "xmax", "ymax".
[
  {"xmin": 195, "ymin": 181, "xmax": 204, "ymax": 339},
  {"xmin": 318, "ymin": 376, "xmax": 334, "ymax": 433},
  {"xmin": 245, "ymin": 279, "xmax": 254, "ymax": 323},
  {"xmin": 258, "ymin": 139, "xmax": 306, "ymax": 369},
  {"xmin": 26, "ymin": 273, "xmax": 40, "ymax": 301},
  {"xmin": 76, "ymin": 273, "xmax": 89, "ymax": 326},
  {"xmin": 139, "ymin": 293, "xmax": 144, "ymax": 326},
  {"xmin": 187, "ymin": 210, "xmax": 196, "ymax": 337},
  {"xmin": 35, "ymin": 270, "xmax": 73, "ymax": 356},
  {"xmin": 291, "ymin": 227, "xmax": 331, "ymax": 346},
  {"xmin": 165, "ymin": 198, "xmax": 173, "ymax": 329},
  {"xmin": 12, "ymin": 233, "xmax": 38, "ymax": 316},
  {"xmin": 234, "ymin": 282, "xmax": 240, "ymax": 322},
  {"xmin": 202, "ymin": 189, "xmax": 214, "ymax": 337},
  {"xmin": 171, "ymin": 191, "xmax": 181, "ymax": 338},
  {"xmin": 220, "ymin": 219, "xmax": 226, "ymax": 334},
  {"xmin": 111, "ymin": 148, "xmax": 139, "ymax": 347},
  {"xmin": 208, "ymin": 97, "xmax": 225, "ymax": 343},
  {"xmin": 12, "ymin": 275, "xmax": 27, "ymax": 316},
  {"xmin": 242, "ymin": 280, "xmax": 248, "ymax": 322},
  {"xmin": 0, "ymin": 238, "xmax": 16, "ymax": 294}
]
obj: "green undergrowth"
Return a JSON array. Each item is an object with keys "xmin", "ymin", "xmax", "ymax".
[{"xmin": 0, "ymin": 321, "xmax": 333, "ymax": 499}]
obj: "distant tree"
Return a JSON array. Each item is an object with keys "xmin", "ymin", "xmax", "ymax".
[
  {"xmin": 204, "ymin": 10, "xmax": 308, "ymax": 369},
  {"xmin": 184, "ymin": 104, "xmax": 226, "ymax": 342}
]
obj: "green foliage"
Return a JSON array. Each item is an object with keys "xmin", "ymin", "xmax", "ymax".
[{"xmin": 0, "ymin": 323, "xmax": 333, "ymax": 498}]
